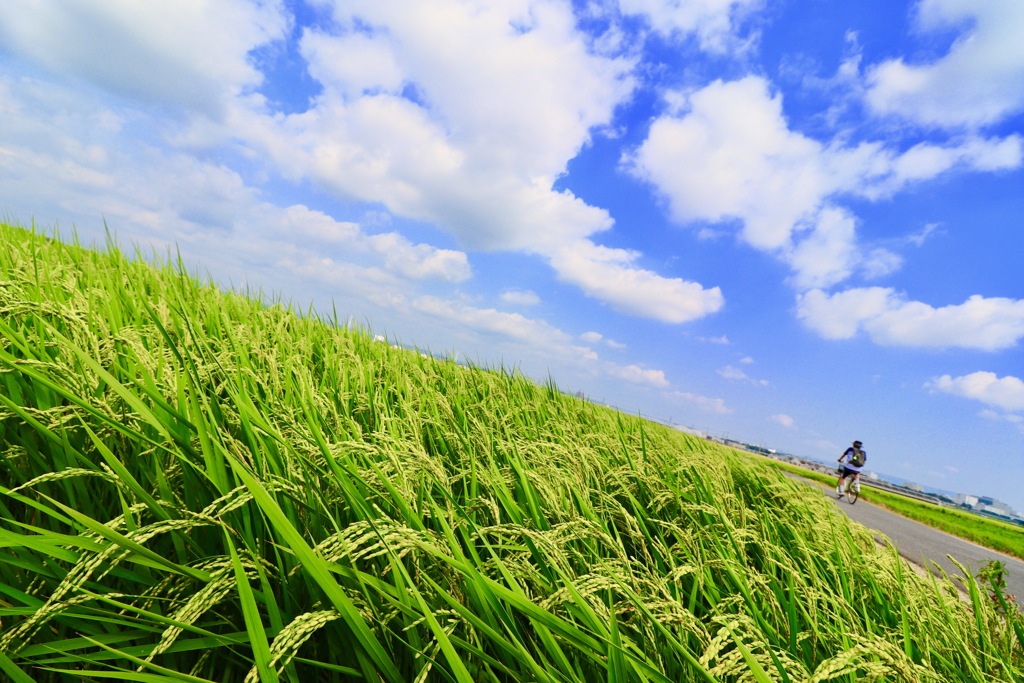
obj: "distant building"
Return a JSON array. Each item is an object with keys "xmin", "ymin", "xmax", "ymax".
[
  {"xmin": 955, "ymin": 493, "xmax": 979, "ymax": 508},
  {"xmin": 955, "ymin": 494, "xmax": 1016, "ymax": 517},
  {"xmin": 671, "ymin": 425, "xmax": 707, "ymax": 438},
  {"xmin": 984, "ymin": 499, "xmax": 1014, "ymax": 515}
]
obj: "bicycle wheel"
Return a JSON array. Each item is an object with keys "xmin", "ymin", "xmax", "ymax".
[{"xmin": 847, "ymin": 482, "xmax": 859, "ymax": 504}]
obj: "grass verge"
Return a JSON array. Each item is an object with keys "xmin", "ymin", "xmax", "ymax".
[{"xmin": 759, "ymin": 457, "xmax": 1024, "ymax": 561}]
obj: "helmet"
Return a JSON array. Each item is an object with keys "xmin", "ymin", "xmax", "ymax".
[{"xmin": 853, "ymin": 440, "xmax": 862, "ymax": 447}]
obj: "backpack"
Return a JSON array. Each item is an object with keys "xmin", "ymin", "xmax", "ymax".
[{"xmin": 850, "ymin": 448, "xmax": 865, "ymax": 467}]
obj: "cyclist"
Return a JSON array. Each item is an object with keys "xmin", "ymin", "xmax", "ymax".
[{"xmin": 836, "ymin": 440, "xmax": 866, "ymax": 499}]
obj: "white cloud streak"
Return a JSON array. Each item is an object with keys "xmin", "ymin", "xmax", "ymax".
[
  {"xmin": 405, "ymin": 295, "xmax": 669, "ymax": 388},
  {"xmin": 797, "ymin": 288, "xmax": 1024, "ymax": 350},
  {"xmin": 865, "ymin": 0, "xmax": 1024, "ymax": 129},
  {"xmin": 501, "ymin": 289, "xmax": 541, "ymax": 307},
  {"xmin": 926, "ymin": 372, "xmax": 1024, "ymax": 413},
  {"xmin": 718, "ymin": 364, "xmax": 768, "ymax": 386},
  {"xmin": 0, "ymin": 0, "xmax": 288, "ymax": 117},
  {"xmin": 667, "ymin": 390, "xmax": 732, "ymax": 414},
  {"xmin": 771, "ymin": 414, "xmax": 795, "ymax": 428},
  {"xmin": 548, "ymin": 240, "xmax": 723, "ymax": 323},
  {"xmin": 619, "ymin": 0, "xmax": 765, "ymax": 53}
]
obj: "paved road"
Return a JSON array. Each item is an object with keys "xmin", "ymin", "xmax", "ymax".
[{"xmin": 799, "ymin": 477, "xmax": 1024, "ymax": 607}]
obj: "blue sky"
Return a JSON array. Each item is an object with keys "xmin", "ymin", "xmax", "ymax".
[{"xmin": 1, "ymin": 1, "xmax": 1022, "ymax": 511}]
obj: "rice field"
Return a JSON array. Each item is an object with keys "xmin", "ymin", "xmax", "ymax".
[{"xmin": 0, "ymin": 220, "xmax": 1021, "ymax": 681}]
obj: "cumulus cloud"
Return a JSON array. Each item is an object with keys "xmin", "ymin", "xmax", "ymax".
[
  {"xmin": 619, "ymin": 0, "xmax": 765, "ymax": 53},
  {"xmin": 608, "ymin": 364, "xmax": 670, "ymax": 388},
  {"xmin": 771, "ymin": 414, "xmax": 795, "ymax": 428},
  {"xmin": 865, "ymin": 0, "xmax": 1024, "ymax": 129},
  {"xmin": 784, "ymin": 207, "xmax": 860, "ymax": 290},
  {"xmin": 501, "ymin": 289, "xmax": 541, "ymax": 307},
  {"xmin": 366, "ymin": 232, "xmax": 471, "ymax": 283},
  {"xmin": 627, "ymin": 76, "xmax": 826, "ymax": 252},
  {"xmin": 218, "ymin": 0, "xmax": 726, "ymax": 323},
  {"xmin": 0, "ymin": 0, "xmax": 287, "ymax": 117},
  {"xmin": 626, "ymin": 76, "xmax": 1022, "ymax": 292},
  {"xmin": 925, "ymin": 372, "xmax": 1024, "ymax": 413},
  {"xmin": 263, "ymin": 1, "xmax": 634, "ymax": 256},
  {"xmin": 548, "ymin": 240, "xmax": 724, "ymax": 323},
  {"xmin": 0, "ymin": 1, "xmax": 730, "ymax": 325},
  {"xmin": 0, "ymin": 77, "xmax": 470, "ymax": 293},
  {"xmin": 797, "ymin": 288, "xmax": 1024, "ymax": 350}
]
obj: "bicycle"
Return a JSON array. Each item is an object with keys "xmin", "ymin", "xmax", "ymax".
[{"xmin": 837, "ymin": 473, "xmax": 860, "ymax": 504}]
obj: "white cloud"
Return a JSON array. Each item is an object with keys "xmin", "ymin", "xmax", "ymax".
[
  {"xmin": 798, "ymin": 288, "xmax": 1024, "ymax": 350},
  {"xmin": 668, "ymin": 390, "xmax": 732, "ymax": 414},
  {"xmin": 796, "ymin": 287, "xmax": 893, "ymax": 339},
  {"xmin": 628, "ymin": 76, "xmax": 826, "ymax": 252},
  {"xmin": 402, "ymin": 294, "xmax": 667, "ymax": 388},
  {"xmin": 700, "ymin": 335, "xmax": 731, "ymax": 345},
  {"xmin": 860, "ymin": 136, "xmax": 1023, "ymax": 199},
  {"xmin": 0, "ymin": 78, "xmax": 470, "ymax": 296},
  {"xmin": 860, "ymin": 248, "xmax": 904, "ymax": 280},
  {"xmin": 3, "ymin": 1, "xmax": 717, "ymax": 326},
  {"xmin": 0, "ymin": 4, "xmax": 728, "ymax": 326},
  {"xmin": 865, "ymin": 0, "xmax": 1024, "ymax": 129},
  {"xmin": 926, "ymin": 372, "xmax": 1024, "ymax": 412},
  {"xmin": 366, "ymin": 232, "xmax": 471, "ymax": 283},
  {"xmin": 784, "ymin": 207, "xmax": 859, "ymax": 290},
  {"xmin": 608, "ymin": 364, "xmax": 670, "ymax": 388},
  {"xmin": 580, "ymin": 331, "xmax": 627, "ymax": 349},
  {"xmin": 0, "ymin": 0, "xmax": 288, "ymax": 117},
  {"xmin": 284, "ymin": 207, "xmax": 361, "ymax": 243},
  {"xmin": 300, "ymin": 28, "xmax": 405, "ymax": 99},
  {"xmin": 906, "ymin": 223, "xmax": 942, "ymax": 247},
  {"xmin": 627, "ymin": 76, "xmax": 1022, "ymax": 292},
  {"xmin": 718, "ymin": 365, "xmax": 749, "ymax": 381},
  {"xmin": 280, "ymin": 206, "xmax": 472, "ymax": 283},
  {"xmin": 502, "ymin": 289, "xmax": 541, "ymax": 307},
  {"xmin": 411, "ymin": 295, "xmax": 569, "ymax": 346},
  {"xmin": 718, "ymin": 364, "xmax": 768, "ymax": 386},
  {"xmin": 548, "ymin": 239, "xmax": 724, "ymax": 323},
  {"xmin": 619, "ymin": 0, "xmax": 764, "ymax": 53},
  {"xmin": 265, "ymin": 0, "xmax": 632, "ymax": 254},
  {"xmin": 771, "ymin": 414, "xmax": 795, "ymax": 428},
  {"xmin": 221, "ymin": 1, "xmax": 719, "ymax": 322}
]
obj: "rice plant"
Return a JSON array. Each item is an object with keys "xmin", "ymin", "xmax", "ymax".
[{"xmin": 0, "ymin": 220, "xmax": 1021, "ymax": 681}]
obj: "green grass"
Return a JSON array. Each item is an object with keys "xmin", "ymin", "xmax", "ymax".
[
  {"xmin": 759, "ymin": 457, "xmax": 1024, "ymax": 561},
  {"xmin": 855, "ymin": 488, "xmax": 1024, "ymax": 560},
  {"xmin": 1, "ymin": 220, "xmax": 1022, "ymax": 681}
]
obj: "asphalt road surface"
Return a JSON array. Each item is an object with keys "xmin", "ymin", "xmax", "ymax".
[{"xmin": 799, "ymin": 477, "xmax": 1024, "ymax": 607}]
